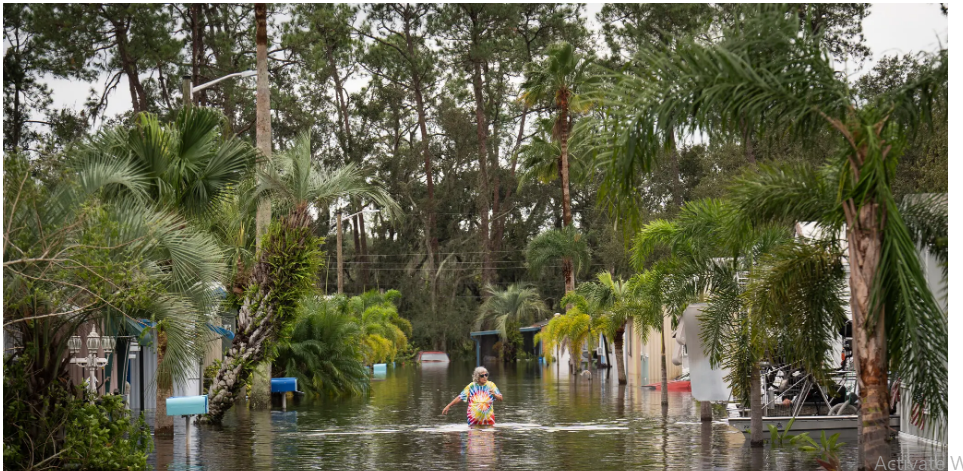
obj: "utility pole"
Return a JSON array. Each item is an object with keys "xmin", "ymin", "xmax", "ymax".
[
  {"xmin": 337, "ymin": 211, "xmax": 344, "ymax": 294},
  {"xmin": 250, "ymin": 2, "xmax": 273, "ymax": 410},
  {"xmin": 182, "ymin": 75, "xmax": 192, "ymax": 109},
  {"xmin": 254, "ymin": 2, "xmax": 273, "ymax": 242}
]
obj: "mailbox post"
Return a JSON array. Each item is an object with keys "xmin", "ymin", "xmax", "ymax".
[
  {"xmin": 270, "ymin": 378, "xmax": 297, "ymax": 410},
  {"xmin": 167, "ymin": 395, "xmax": 209, "ymax": 455}
]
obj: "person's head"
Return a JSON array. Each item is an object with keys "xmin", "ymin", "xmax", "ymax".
[{"xmin": 473, "ymin": 367, "xmax": 489, "ymax": 385}]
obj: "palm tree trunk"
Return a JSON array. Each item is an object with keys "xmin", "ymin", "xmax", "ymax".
[
  {"xmin": 749, "ymin": 361, "xmax": 764, "ymax": 446},
  {"xmin": 559, "ymin": 101, "xmax": 572, "ymax": 228},
  {"xmin": 845, "ymin": 197, "xmax": 889, "ymax": 470},
  {"xmin": 660, "ymin": 323, "xmax": 668, "ymax": 406},
  {"xmin": 562, "ymin": 257, "xmax": 575, "ymax": 295},
  {"xmin": 204, "ymin": 289, "xmax": 275, "ymax": 423},
  {"xmin": 202, "ymin": 207, "xmax": 314, "ymax": 424},
  {"xmin": 668, "ymin": 130, "xmax": 682, "ymax": 209},
  {"xmin": 613, "ymin": 325, "xmax": 626, "ymax": 385},
  {"xmin": 155, "ymin": 330, "xmax": 173, "ymax": 436}
]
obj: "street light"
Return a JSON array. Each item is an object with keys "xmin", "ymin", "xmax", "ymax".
[
  {"xmin": 69, "ymin": 327, "xmax": 115, "ymax": 396},
  {"xmin": 335, "ymin": 208, "xmax": 381, "ymax": 295},
  {"xmin": 182, "ymin": 70, "xmax": 257, "ymax": 108}
]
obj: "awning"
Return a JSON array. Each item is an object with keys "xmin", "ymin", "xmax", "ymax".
[
  {"xmin": 125, "ymin": 318, "xmax": 156, "ymax": 345},
  {"xmin": 125, "ymin": 318, "xmax": 234, "ymax": 341},
  {"xmin": 207, "ymin": 322, "xmax": 234, "ymax": 340}
]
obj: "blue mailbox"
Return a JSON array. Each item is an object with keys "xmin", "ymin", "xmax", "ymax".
[
  {"xmin": 373, "ymin": 363, "xmax": 387, "ymax": 374},
  {"xmin": 271, "ymin": 377, "xmax": 298, "ymax": 393},
  {"xmin": 166, "ymin": 395, "xmax": 208, "ymax": 416}
]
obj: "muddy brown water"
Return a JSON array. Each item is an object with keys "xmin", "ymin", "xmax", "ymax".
[{"xmin": 146, "ymin": 360, "xmax": 945, "ymax": 470}]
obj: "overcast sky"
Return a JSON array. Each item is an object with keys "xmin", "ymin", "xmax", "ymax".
[{"xmin": 28, "ymin": 3, "xmax": 951, "ymax": 122}]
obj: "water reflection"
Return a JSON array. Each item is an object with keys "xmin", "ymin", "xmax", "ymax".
[
  {"xmin": 145, "ymin": 360, "xmax": 944, "ymax": 470},
  {"xmin": 465, "ymin": 428, "xmax": 496, "ymax": 469}
]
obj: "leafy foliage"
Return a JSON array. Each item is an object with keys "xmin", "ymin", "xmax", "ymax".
[
  {"xmin": 274, "ymin": 297, "xmax": 370, "ymax": 397},
  {"xmin": 3, "ymin": 356, "xmax": 153, "ymax": 470},
  {"xmin": 475, "ymin": 284, "xmax": 549, "ymax": 341}
]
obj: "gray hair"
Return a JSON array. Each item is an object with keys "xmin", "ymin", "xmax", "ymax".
[{"xmin": 472, "ymin": 367, "xmax": 489, "ymax": 383}]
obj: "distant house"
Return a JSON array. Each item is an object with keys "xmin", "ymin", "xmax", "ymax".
[
  {"xmin": 610, "ymin": 317, "xmax": 685, "ymax": 385},
  {"xmin": 470, "ymin": 319, "xmax": 548, "ymax": 366}
]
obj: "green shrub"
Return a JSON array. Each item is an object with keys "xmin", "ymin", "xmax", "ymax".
[{"xmin": 3, "ymin": 355, "xmax": 153, "ymax": 470}]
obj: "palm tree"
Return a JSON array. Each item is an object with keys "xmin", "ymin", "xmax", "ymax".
[
  {"xmin": 629, "ymin": 198, "xmax": 836, "ymax": 442},
  {"xmin": 83, "ymin": 107, "xmax": 257, "ymax": 219},
  {"xmin": 520, "ymin": 41, "xmax": 594, "ymax": 230},
  {"xmin": 601, "ymin": 7, "xmax": 946, "ymax": 463},
  {"xmin": 203, "ymin": 131, "xmax": 399, "ymax": 424},
  {"xmin": 535, "ymin": 293, "xmax": 601, "ymax": 374},
  {"xmin": 475, "ymin": 284, "xmax": 549, "ymax": 357},
  {"xmin": 517, "ymin": 117, "xmax": 593, "ymax": 191},
  {"xmin": 344, "ymin": 291, "xmax": 411, "ymax": 365},
  {"xmin": 4, "ymin": 150, "xmax": 225, "ymax": 458},
  {"xmin": 731, "ymin": 163, "xmax": 947, "ymax": 439},
  {"xmin": 79, "ymin": 106, "xmax": 255, "ymax": 434},
  {"xmin": 274, "ymin": 296, "xmax": 369, "ymax": 397},
  {"xmin": 526, "ymin": 225, "xmax": 590, "ymax": 297},
  {"xmin": 576, "ymin": 272, "xmax": 653, "ymax": 385}
]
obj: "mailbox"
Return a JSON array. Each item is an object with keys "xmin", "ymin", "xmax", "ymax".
[
  {"xmin": 271, "ymin": 377, "xmax": 297, "ymax": 393},
  {"xmin": 373, "ymin": 363, "xmax": 387, "ymax": 374},
  {"xmin": 166, "ymin": 395, "xmax": 208, "ymax": 416}
]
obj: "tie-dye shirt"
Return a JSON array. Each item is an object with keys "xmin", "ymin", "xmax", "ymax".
[{"xmin": 459, "ymin": 381, "xmax": 501, "ymax": 425}]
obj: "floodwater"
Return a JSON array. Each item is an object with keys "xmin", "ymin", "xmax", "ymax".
[{"xmin": 148, "ymin": 360, "xmax": 946, "ymax": 470}]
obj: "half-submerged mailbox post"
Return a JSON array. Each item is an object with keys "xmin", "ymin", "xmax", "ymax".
[
  {"xmin": 271, "ymin": 377, "xmax": 297, "ymax": 410},
  {"xmin": 166, "ymin": 395, "xmax": 208, "ymax": 454}
]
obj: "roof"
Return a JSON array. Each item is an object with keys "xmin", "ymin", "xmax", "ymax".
[
  {"xmin": 470, "ymin": 321, "xmax": 547, "ymax": 337},
  {"xmin": 470, "ymin": 330, "xmax": 501, "ymax": 337}
]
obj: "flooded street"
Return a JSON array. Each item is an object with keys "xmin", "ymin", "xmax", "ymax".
[{"xmin": 149, "ymin": 361, "xmax": 946, "ymax": 470}]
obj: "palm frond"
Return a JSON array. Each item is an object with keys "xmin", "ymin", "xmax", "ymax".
[{"xmin": 525, "ymin": 226, "xmax": 591, "ymax": 278}]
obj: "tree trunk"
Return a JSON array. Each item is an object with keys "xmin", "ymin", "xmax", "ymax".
[
  {"xmin": 668, "ymin": 130, "xmax": 683, "ymax": 209},
  {"xmin": 191, "ymin": 4, "xmax": 207, "ymax": 107},
  {"xmin": 113, "ymin": 19, "xmax": 148, "ymax": 115},
  {"xmin": 471, "ymin": 59, "xmax": 493, "ymax": 290},
  {"xmin": 846, "ymin": 196, "xmax": 889, "ymax": 470},
  {"xmin": 492, "ymin": 104, "xmax": 529, "ymax": 254},
  {"xmin": 154, "ymin": 330, "xmax": 173, "ymax": 436},
  {"xmin": 749, "ymin": 361, "xmax": 764, "ymax": 446},
  {"xmin": 562, "ymin": 257, "xmax": 574, "ymax": 295},
  {"xmin": 358, "ymin": 211, "xmax": 369, "ymax": 289},
  {"xmin": 405, "ymin": 19, "xmax": 438, "ymax": 325},
  {"xmin": 249, "ymin": 3, "xmax": 272, "ymax": 410},
  {"xmin": 11, "ymin": 78, "xmax": 22, "ymax": 151},
  {"xmin": 203, "ymin": 289, "xmax": 273, "ymax": 423},
  {"xmin": 660, "ymin": 323, "xmax": 668, "ymax": 406},
  {"xmin": 350, "ymin": 211, "xmax": 361, "ymax": 290},
  {"xmin": 613, "ymin": 325, "xmax": 626, "ymax": 385},
  {"xmin": 741, "ymin": 117, "xmax": 756, "ymax": 165},
  {"xmin": 203, "ymin": 208, "xmax": 313, "ymax": 424},
  {"xmin": 558, "ymin": 100, "xmax": 572, "ymax": 228}
]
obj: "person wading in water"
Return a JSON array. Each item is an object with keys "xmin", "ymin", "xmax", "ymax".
[{"xmin": 442, "ymin": 367, "xmax": 503, "ymax": 426}]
